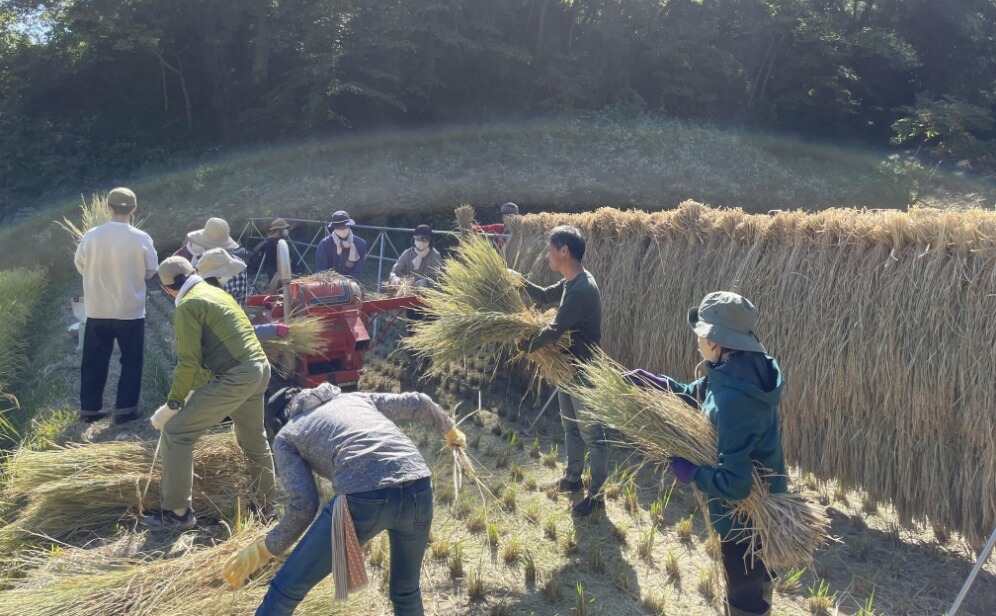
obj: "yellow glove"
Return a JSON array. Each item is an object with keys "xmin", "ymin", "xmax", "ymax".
[
  {"xmin": 222, "ymin": 540, "xmax": 273, "ymax": 588},
  {"xmin": 444, "ymin": 426, "xmax": 467, "ymax": 449}
]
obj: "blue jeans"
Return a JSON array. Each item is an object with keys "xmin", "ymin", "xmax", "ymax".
[
  {"xmin": 558, "ymin": 390, "xmax": 609, "ymax": 497},
  {"xmin": 257, "ymin": 477, "xmax": 433, "ymax": 616}
]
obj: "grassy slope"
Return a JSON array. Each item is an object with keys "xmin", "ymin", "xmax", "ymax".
[{"xmin": 4, "ymin": 117, "xmax": 995, "ymax": 274}]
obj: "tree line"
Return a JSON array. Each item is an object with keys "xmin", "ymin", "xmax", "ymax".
[{"xmin": 1, "ymin": 0, "xmax": 994, "ymax": 217}]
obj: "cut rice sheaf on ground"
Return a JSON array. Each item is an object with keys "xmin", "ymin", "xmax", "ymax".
[{"xmin": 0, "ymin": 432, "xmax": 261, "ymax": 547}]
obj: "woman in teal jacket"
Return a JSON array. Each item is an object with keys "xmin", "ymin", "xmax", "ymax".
[{"xmin": 626, "ymin": 291, "xmax": 786, "ymax": 616}]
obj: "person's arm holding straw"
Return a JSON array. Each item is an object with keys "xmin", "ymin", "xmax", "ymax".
[
  {"xmin": 365, "ymin": 392, "xmax": 465, "ymax": 448},
  {"xmin": 519, "ymin": 277, "xmax": 565, "ymax": 305},
  {"xmin": 223, "ymin": 438, "xmax": 319, "ymax": 587},
  {"xmin": 624, "ymin": 368, "xmax": 705, "ymax": 408},
  {"xmin": 683, "ymin": 393, "xmax": 757, "ymax": 500}
]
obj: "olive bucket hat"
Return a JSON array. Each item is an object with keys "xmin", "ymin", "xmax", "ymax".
[{"xmin": 687, "ymin": 291, "xmax": 766, "ymax": 354}]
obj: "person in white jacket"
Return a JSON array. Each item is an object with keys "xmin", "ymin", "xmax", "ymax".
[{"xmin": 74, "ymin": 187, "xmax": 158, "ymax": 423}]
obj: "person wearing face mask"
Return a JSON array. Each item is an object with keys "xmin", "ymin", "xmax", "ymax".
[
  {"xmin": 622, "ymin": 292, "xmax": 786, "ymax": 616},
  {"xmin": 140, "ymin": 256, "xmax": 278, "ymax": 530},
  {"xmin": 388, "ymin": 225, "xmax": 442, "ymax": 289},
  {"xmin": 251, "ymin": 218, "xmax": 292, "ymax": 294},
  {"xmin": 315, "ymin": 210, "xmax": 368, "ymax": 277}
]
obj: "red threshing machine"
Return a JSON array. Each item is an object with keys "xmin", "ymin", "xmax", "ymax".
[{"xmin": 245, "ymin": 239, "xmax": 422, "ymax": 389}]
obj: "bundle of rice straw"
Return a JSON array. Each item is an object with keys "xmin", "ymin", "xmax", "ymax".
[
  {"xmin": 259, "ymin": 315, "xmax": 329, "ymax": 362},
  {"xmin": 1, "ymin": 526, "xmax": 316, "ymax": 616},
  {"xmin": 0, "ymin": 433, "xmax": 258, "ymax": 546},
  {"xmin": 566, "ymin": 352, "xmax": 830, "ymax": 569},
  {"xmin": 401, "ymin": 232, "xmax": 574, "ymax": 386},
  {"xmin": 455, "ymin": 204, "xmax": 475, "ymax": 235}
]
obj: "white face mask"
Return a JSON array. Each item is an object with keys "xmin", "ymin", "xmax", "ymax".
[
  {"xmin": 217, "ymin": 276, "xmax": 231, "ymax": 286},
  {"xmin": 334, "ymin": 228, "xmax": 351, "ymax": 240},
  {"xmin": 414, "ymin": 239, "xmax": 429, "ymax": 251}
]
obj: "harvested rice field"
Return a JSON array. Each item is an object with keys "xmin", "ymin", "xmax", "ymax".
[{"xmin": 0, "ymin": 274, "xmax": 993, "ymax": 616}]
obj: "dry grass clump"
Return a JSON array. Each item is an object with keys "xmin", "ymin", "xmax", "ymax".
[
  {"xmin": 258, "ymin": 315, "xmax": 329, "ymax": 362},
  {"xmin": 55, "ymin": 194, "xmax": 112, "ymax": 247},
  {"xmin": 0, "ymin": 433, "xmax": 258, "ymax": 547},
  {"xmin": 508, "ymin": 202, "xmax": 996, "ymax": 552},
  {"xmin": 55, "ymin": 193, "xmax": 148, "ymax": 248},
  {"xmin": 567, "ymin": 353, "xmax": 830, "ymax": 569},
  {"xmin": 0, "ymin": 523, "xmax": 358, "ymax": 616},
  {"xmin": 403, "ymin": 232, "xmax": 573, "ymax": 387},
  {"xmin": 455, "ymin": 204, "xmax": 476, "ymax": 235}
]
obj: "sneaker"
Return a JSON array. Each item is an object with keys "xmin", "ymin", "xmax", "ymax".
[
  {"xmin": 540, "ymin": 476, "xmax": 584, "ymax": 493},
  {"xmin": 139, "ymin": 508, "xmax": 197, "ymax": 531},
  {"xmin": 571, "ymin": 495, "xmax": 605, "ymax": 518},
  {"xmin": 113, "ymin": 410, "xmax": 142, "ymax": 425}
]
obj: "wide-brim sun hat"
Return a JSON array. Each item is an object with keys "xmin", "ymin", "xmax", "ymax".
[
  {"xmin": 687, "ymin": 291, "xmax": 766, "ymax": 354},
  {"xmin": 268, "ymin": 218, "xmax": 291, "ymax": 234},
  {"xmin": 196, "ymin": 247, "xmax": 247, "ymax": 279},
  {"xmin": 327, "ymin": 210, "xmax": 356, "ymax": 230},
  {"xmin": 187, "ymin": 217, "xmax": 239, "ymax": 251},
  {"xmin": 158, "ymin": 256, "xmax": 195, "ymax": 286}
]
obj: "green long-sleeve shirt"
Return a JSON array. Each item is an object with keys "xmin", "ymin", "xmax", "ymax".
[
  {"xmin": 521, "ymin": 270, "xmax": 602, "ymax": 362},
  {"xmin": 168, "ymin": 282, "xmax": 267, "ymax": 405}
]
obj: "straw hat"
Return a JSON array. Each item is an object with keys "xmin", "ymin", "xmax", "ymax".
[
  {"xmin": 196, "ymin": 247, "xmax": 247, "ymax": 280},
  {"xmin": 687, "ymin": 291, "xmax": 766, "ymax": 354},
  {"xmin": 158, "ymin": 256, "xmax": 195, "ymax": 286},
  {"xmin": 268, "ymin": 218, "xmax": 290, "ymax": 235},
  {"xmin": 187, "ymin": 218, "xmax": 239, "ymax": 251}
]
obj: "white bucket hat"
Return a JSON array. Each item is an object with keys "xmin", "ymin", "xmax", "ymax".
[
  {"xmin": 196, "ymin": 247, "xmax": 246, "ymax": 280},
  {"xmin": 187, "ymin": 218, "xmax": 239, "ymax": 251}
]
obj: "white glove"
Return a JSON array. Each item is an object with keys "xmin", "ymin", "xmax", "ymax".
[
  {"xmin": 389, "ymin": 275, "xmax": 401, "ymax": 286},
  {"xmin": 150, "ymin": 404, "xmax": 179, "ymax": 430},
  {"xmin": 507, "ymin": 268, "xmax": 522, "ymax": 279}
]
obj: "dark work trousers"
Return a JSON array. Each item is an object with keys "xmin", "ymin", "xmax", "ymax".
[
  {"xmin": 722, "ymin": 539, "xmax": 774, "ymax": 615},
  {"xmin": 80, "ymin": 318, "xmax": 145, "ymax": 419}
]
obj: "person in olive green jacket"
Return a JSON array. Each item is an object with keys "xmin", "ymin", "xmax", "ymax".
[
  {"xmin": 624, "ymin": 292, "xmax": 786, "ymax": 616},
  {"xmin": 140, "ymin": 256, "xmax": 278, "ymax": 530}
]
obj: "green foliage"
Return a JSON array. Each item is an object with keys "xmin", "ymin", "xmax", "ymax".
[
  {"xmin": 1, "ymin": 0, "xmax": 995, "ymax": 218},
  {"xmin": 0, "ymin": 268, "xmax": 47, "ymax": 437},
  {"xmin": 892, "ymin": 94, "xmax": 996, "ymax": 162}
]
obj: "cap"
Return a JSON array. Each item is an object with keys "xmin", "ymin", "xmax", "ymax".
[{"xmin": 108, "ymin": 187, "xmax": 137, "ymax": 209}]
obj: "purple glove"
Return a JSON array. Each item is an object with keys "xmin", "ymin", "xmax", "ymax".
[
  {"xmin": 622, "ymin": 369, "xmax": 670, "ymax": 392},
  {"xmin": 670, "ymin": 457, "xmax": 697, "ymax": 484},
  {"xmin": 254, "ymin": 323, "xmax": 284, "ymax": 341}
]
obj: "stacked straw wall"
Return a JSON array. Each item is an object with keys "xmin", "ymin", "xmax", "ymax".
[{"xmin": 507, "ymin": 202, "xmax": 996, "ymax": 550}]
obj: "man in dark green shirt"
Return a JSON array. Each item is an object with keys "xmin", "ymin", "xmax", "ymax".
[{"xmin": 513, "ymin": 225, "xmax": 607, "ymax": 517}]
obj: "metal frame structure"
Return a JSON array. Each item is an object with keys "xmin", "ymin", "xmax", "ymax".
[{"xmin": 237, "ymin": 217, "xmax": 506, "ymax": 337}]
